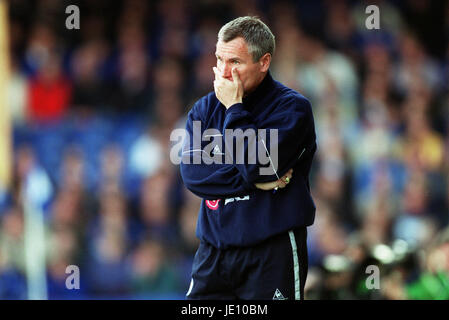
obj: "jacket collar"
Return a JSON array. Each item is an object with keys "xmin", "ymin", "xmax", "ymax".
[{"xmin": 242, "ymin": 71, "xmax": 276, "ymax": 107}]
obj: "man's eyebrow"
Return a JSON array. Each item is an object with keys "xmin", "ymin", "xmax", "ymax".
[{"xmin": 215, "ymin": 54, "xmax": 242, "ymax": 61}]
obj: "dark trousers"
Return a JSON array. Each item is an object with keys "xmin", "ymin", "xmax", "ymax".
[{"xmin": 186, "ymin": 226, "xmax": 308, "ymax": 300}]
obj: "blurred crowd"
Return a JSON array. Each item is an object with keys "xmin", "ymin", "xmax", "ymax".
[{"xmin": 1, "ymin": 0, "xmax": 449, "ymax": 299}]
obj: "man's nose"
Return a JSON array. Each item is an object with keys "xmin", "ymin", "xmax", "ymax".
[{"xmin": 221, "ymin": 63, "xmax": 232, "ymax": 79}]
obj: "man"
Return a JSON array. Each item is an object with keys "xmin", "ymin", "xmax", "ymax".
[{"xmin": 180, "ymin": 16, "xmax": 317, "ymax": 300}]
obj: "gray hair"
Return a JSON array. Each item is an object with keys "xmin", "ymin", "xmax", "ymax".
[{"xmin": 218, "ymin": 16, "xmax": 275, "ymax": 62}]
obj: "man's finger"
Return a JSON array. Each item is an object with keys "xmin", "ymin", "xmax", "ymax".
[
  {"xmin": 213, "ymin": 80, "xmax": 220, "ymax": 97},
  {"xmin": 277, "ymin": 180, "xmax": 287, "ymax": 188},
  {"xmin": 282, "ymin": 169, "xmax": 293, "ymax": 179},
  {"xmin": 255, "ymin": 181, "xmax": 278, "ymax": 191},
  {"xmin": 213, "ymin": 67, "xmax": 224, "ymax": 81},
  {"xmin": 232, "ymin": 67, "xmax": 242, "ymax": 86},
  {"xmin": 213, "ymin": 67, "xmax": 219, "ymax": 81}
]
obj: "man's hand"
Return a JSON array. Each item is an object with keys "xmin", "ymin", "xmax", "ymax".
[
  {"xmin": 213, "ymin": 67, "xmax": 244, "ymax": 109},
  {"xmin": 255, "ymin": 169, "xmax": 293, "ymax": 191}
]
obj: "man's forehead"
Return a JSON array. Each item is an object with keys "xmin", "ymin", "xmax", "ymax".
[{"xmin": 216, "ymin": 37, "xmax": 249, "ymax": 57}]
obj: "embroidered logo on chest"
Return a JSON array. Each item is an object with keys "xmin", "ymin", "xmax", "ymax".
[{"xmin": 205, "ymin": 199, "xmax": 220, "ymax": 210}]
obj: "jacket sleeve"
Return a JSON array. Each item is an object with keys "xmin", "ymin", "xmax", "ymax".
[
  {"xmin": 222, "ymin": 95, "xmax": 315, "ymax": 184},
  {"xmin": 180, "ymin": 100, "xmax": 255, "ymax": 199}
]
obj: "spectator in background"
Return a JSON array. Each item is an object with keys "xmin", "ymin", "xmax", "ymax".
[
  {"xmin": 0, "ymin": 207, "xmax": 27, "ymax": 299},
  {"xmin": 50, "ymin": 147, "xmax": 93, "ymax": 244},
  {"xmin": 324, "ymin": 0, "xmax": 361, "ymax": 60},
  {"xmin": 49, "ymin": 190, "xmax": 83, "ymax": 238},
  {"xmin": 0, "ymin": 207, "xmax": 26, "ymax": 277},
  {"xmin": 152, "ymin": 57, "xmax": 185, "ymax": 102},
  {"xmin": 392, "ymin": 32, "xmax": 442, "ymax": 97},
  {"xmin": 360, "ymin": 200, "xmax": 393, "ymax": 248},
  {"xmin": 393, "ymin": 94, "xmax": 444, "ymax": 173},
  {"xmin": 349, "ymin": 59, "xmax": 399, "ymax": 222},
  {"xmin": 22, "ymin": 20, "xmax": 71, "ymax": 123},
  {"xmin": 307, "ymin": 199, "xmax": 348, "ymax": 268},
  {"xmin": 155, "ymin": 0, "xmax": 191, "ymax": 61},
  {"xmin": 107, "ymin": 22, "xmax": 153, "ymax": 116},
  {"xmin": 188, "ymin": 16, "xmax": 222, "ymax": 101},
  {"xmin": 119, "ymin": 0, "xmax": 150, "ymax": 29},
  {"xmin": 296, "ymin": 27, "xmax": 359, "ymax": 146},
  {"xmin": 81, "ymin": 144, "xmax": 132, "ymax": 296},
  {"xmin": 153, "ymin": 92, "xmax": 183, "ymax": 131},
  {"xmin": 84, "ymin": 187, "xmax": 131, "ymax": 296},
  {"xmin": 10, "ymin": 144, "xmax": 53, "ymax": 210},
  {"xmin": 27, "ymin": 50, "xmax": 72, "ymax": 124},
  {"xmin": 271, "ymin": 21, "xmax": 303, "ymax": 91},
  {"xmin": 99, "ymin": 144, "xmax": 125, "ymax": 194},
  {"xmin": 189, "ymin": 52, "xmax": 216, "ymax": 102},
  {"xmin": 392, "ymin": 171, "xmax": 439, "ymax": 249},
  {"xmin": 45, "ymin": 225, "xmax": 85, "ymax": 299},
  {"xmin": 129, "ymin": 236, "xmax": 183, "ymax": 296},
  {"xmin": 57, "ymin": 147, "xmax": 93, "ymax": 210},
  {"xmin": 23, "ymin": 22, "xmax": 57, "ymax": 76},
  {"xmin": 10, "ymin": 145, "xmax": 34, "ymax": 206},
  {"xmin": 70, "ymin": 40, "xmax": 109, "ymax": 115},
  {"xmin": 177, "ymin": 190, "xmax": 201, "ymax": 257},
  {"xmin": 138, "ymin": 169, "xmax": 178, "ymax": 245}
]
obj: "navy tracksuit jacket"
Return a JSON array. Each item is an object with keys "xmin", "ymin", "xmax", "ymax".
[{"xmin": 180, "ymin": 72, "xmax": 317, "ymax": 249}]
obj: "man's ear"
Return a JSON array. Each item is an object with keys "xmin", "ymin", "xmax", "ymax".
[{"xmin": 259, "ymin": 53, "xmax": 271, "ymax": 73}]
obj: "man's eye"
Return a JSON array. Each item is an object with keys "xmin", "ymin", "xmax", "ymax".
[{"xmin": 232, "ymin": 60, "xmax": 240, "ymax": 64}]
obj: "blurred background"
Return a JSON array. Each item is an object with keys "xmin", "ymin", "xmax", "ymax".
[{"xmin": 0, "ymin": 0, "xmax": 449, "ymax": 300}]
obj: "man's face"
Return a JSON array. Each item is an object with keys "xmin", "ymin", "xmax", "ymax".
[{"xmin": 215, "ymin": 37, "xmax": 266, "ymax": 94}]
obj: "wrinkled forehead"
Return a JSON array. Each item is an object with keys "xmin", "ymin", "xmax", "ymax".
[{"xmin": 215, "ymin": 37, "xmax": 250, "ymax": 59}]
